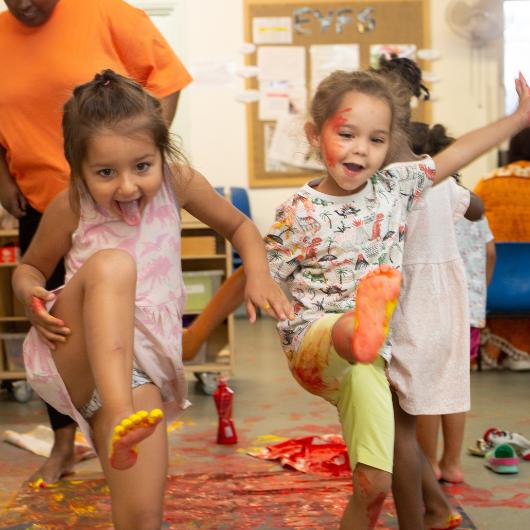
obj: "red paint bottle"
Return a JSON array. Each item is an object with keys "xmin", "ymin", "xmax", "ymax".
[{"xmin": 213, "ymin": 378, "xmax": 238, "ymax": 444}]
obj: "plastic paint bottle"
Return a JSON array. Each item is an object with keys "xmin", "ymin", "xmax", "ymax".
[{"xmin": 213, "ymin": 378, "xmax": 238, "ymax": 444}]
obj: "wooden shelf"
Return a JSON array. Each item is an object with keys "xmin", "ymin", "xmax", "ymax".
[
  {"xmin": 0, "ymin": 317, "xmax": 28, "ymax": 322},
  {"xmin": 0, "ymin": 229, "xmax": 18, "ymax": 237},
  {"xmin": 0, "ymin": 263, "xmax": 17, "ymax": 268},
  {"xmin": 0, "ymin": 370, "xmax": 25, "ymax": 380}
]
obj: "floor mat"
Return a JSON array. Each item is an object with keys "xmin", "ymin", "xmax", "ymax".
[{"xmin": 1, "ymin": 470, "xmax": 476, "ymax": 529}]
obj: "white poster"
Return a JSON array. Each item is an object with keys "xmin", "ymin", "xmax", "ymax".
[
  {"xmin": 257, "ymin": 46, "xmax": 305, "ymax": 83},
  {"xmin": 252, "ymin": 17, "xmax": 293, "ymax": 44},
  {"xmin": 258, "ymin": 82, "xmax": 307, "ymax": 121},
  {"xmin": 310, "ymin": 44, "xmax": 360, "ymax": 94}
]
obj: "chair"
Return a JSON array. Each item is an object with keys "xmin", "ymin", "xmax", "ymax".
[{"xmin": 480, "ymin": 242, "xmax": 530, "ymax": 370}]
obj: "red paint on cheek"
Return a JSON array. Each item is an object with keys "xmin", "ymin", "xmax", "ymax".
[{"xmin": 321, "ymin": 108, "xmax": 351, "ymax": 168}]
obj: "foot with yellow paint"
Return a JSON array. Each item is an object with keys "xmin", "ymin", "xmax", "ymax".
[
  {"xmin": 352, "ymin": 265, "xmax": 402, "ymax": 364},
  {"xmin": 109, "ymin": 409, "xmax": 164, "ymax": 470}
]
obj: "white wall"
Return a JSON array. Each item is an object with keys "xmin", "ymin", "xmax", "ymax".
[
  {"xmin": 1, "ymin": 0, "xmax": 504, "ymax": 233},
  {"xmin": 174, "ymin": 1, "xmax": 504, "ymax": 233}
]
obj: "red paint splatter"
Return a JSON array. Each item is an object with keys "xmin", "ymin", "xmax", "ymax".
[
  {"xmin": 443, "ymin": 482, "xmax": 530, "ymax": 509},
  {"xmin": 321, "ymin": 108, "xmax": 351, "ymax": 168}
]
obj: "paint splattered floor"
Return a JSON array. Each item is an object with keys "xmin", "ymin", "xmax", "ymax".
[{"xmin": 1, "ymin": 318, "xmax": 529, "ymax": 529}]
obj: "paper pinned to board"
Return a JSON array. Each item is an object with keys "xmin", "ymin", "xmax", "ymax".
[
  {"xmin": 252, "ymin": 16, "xmax": 293, "ymax": 45},
  {"xmin": 310, "ymin": 44, "xmax": 360, "ymax": 94}
]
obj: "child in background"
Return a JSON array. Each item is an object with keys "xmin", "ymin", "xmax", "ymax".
[
  {"xmin": 264, "ymin": 68, "xmax": 530, "ymax": 530},
  {"xmin": 415, "ymin": 172, "xmax": 495, "ymax": 484},
  {"xmin": 389, "ymin": 121, "xmax": 485, "ymax": 529},
  {"xmin": 12, "ymin": 70, "xmax": 292, "ymax": 530}
]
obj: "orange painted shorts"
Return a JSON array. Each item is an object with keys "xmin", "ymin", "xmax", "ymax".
[{"xmin": 286, "ymin": 314, "xmax": 394, "ymax": 473}]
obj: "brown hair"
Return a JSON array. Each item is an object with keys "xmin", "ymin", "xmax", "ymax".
[
  {"xmin": 62, "ymin": 69, "xmax": 185, "ymax": 210},
  {"xmin": 309, "ymin": 69, "xmax": 411, "ymax": 163}
]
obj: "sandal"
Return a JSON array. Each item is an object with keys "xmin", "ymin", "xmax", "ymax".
[{"xmin": 467, "ymin": 438, "xmax": 489, "ymax": 457}]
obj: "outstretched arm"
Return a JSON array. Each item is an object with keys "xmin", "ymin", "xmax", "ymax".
[
  {"xmin": 433, "ymin": 73, "xmax": 530, "ymax": 184},
  {"xmin": 176, "ymin": 167, "xmax": 293, "ymax": 322}
]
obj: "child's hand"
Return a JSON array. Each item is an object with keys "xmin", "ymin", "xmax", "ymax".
[
  {"xmin": 244, "ymin": 272, "xmax": 294, "ymax": 323},
  {"xmin": 27, "ymin": 290, "xmax": 70, "ymax": 350},
  {"xmin": 514, "ymin": 72, "xmax": 530, "ymax": 127}
]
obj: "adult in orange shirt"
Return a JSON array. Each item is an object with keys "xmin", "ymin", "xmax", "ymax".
[
  {"xmin": 0, "ymin": 0, "xmax": 192, "ymax": 487},
  {"xmin": 474, "ymin": 128, "xmax": 530, "ymax": 368}
]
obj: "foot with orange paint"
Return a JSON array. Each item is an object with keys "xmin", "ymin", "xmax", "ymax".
[
  {"xmin": 352, "ymin": 265, "xmax": 402, "ymax": 364},
  {"xmin": 427, "ymin": 512, "xmax": 463, "ymax": 530},
  {"xmin": 109, "ymin": 409, "xmax": 164, "ymax": 470}
]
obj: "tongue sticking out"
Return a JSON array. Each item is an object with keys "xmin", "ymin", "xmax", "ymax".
[{"xmin": 118, "ymin": 200, "xmax": 141, "ymax": 226}]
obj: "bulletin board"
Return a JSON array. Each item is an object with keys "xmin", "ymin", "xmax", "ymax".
[{"xmin": 244, "ymin": 0, "xmax": 431, "ymax": 188}]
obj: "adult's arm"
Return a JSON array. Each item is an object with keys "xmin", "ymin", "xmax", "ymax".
[
  {"xmin": 0, "ymin": 146, "xmax": 26, "ymax": 218},
  {"xmin": 486, "ymin": 239, "xmax": 496, "ymax": 285}
]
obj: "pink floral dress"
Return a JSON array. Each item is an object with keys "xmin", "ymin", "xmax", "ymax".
[{"xmin": 23, "ymin": 177, "xmax": 190, "ymax": 446}]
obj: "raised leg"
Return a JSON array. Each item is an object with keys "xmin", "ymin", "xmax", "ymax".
[{"xmin": 49, "ymin": 249, "xmax": 161, "ymax": 468}]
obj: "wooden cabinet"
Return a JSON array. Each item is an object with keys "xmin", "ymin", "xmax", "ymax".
[
  {"xmin": 180, "ymin": 200, "xmax": 235, "ymax": 385},
  {"xmin": 0, "ymin": 229, "xmax": 27, "ymax": 382}
]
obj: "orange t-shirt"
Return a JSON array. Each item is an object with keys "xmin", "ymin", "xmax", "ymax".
[
  {"xmin": 474, "ymin": 161, "xmax": 530, "ymax": 242},
  {"xmin": 0, "ymin": 0, "xmax": 192, "ymax": 212}
]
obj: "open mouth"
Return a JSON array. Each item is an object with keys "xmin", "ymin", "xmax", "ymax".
[
  {"xmin": 343, "ymin": 162, "xmax": 365, "ymax": 174},
  {"xmin": 116, "ymin": 199, "xmax": 142, "ymax": 226}
]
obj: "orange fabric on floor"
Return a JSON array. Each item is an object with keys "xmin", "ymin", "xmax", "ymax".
[
  {"xmin": 474, "ymin": 161, "xmax": 530, "ymax": 356},
  {"xmin": 0, "ymin": 0, "xmax": 192, "ymax": 212}
]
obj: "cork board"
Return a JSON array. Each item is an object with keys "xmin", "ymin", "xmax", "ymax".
[{"xmin": 244, "ymin": 0, "xmax": 431, "ymax": 188}]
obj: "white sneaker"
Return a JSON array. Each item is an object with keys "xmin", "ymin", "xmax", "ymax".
[
  {"xmin": 503, "ymin": 353, "xmax": 530, "ymax": 371},
  {"xmin": 484, "ymin": 428, "xmax": 530, "ymax": 460}
]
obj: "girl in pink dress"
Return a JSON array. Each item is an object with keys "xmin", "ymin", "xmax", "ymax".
[{"xmin": 12, "ymin": 70, "xmax": 292, "ymax": 530}]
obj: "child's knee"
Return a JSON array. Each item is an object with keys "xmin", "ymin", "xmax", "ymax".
[
  {"xmin": 331, "ymin": 311, "xmax": 355, "ymax": 361},
  {"xmin": 88, "ymin": 249, "xmax": 137, "ymax": 285},
  {"xmin": 353, "ymin": 464, "xmax": 392, "ymax": 498}
]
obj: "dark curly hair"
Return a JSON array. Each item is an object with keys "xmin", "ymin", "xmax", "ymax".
[
  {"xmin": 408, "ymin": 122, "xmax": 454, "ymax": 156},
  {"xmin": 378, "ymin": 55, "xmax": 430, "ymax": 101}
]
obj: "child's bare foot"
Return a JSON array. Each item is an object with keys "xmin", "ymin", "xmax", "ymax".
[
  {"xmin": 425, "ymin": 511, "xmax": 462, "ymax": 530},
  {"xmin": 109, "ymin": 409, "xmax": 164, "ymax": 470},
  {"xmin": 27, "ymin": 451, "xmax": 75, "ymax": 489},
  {"xmin": 439, "ymin": 461, "xmax": 464, "ymax": 484},
  {"xmin": 352, "ymin": 265, "xmax": 401, "ymax": 363},
  {"xmin": 27, "ymin": 424, "xmax": 77, "ymax": 489}
]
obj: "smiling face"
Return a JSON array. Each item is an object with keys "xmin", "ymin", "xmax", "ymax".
[
  {"xmin": 80, "ymin": 125, "xmax": 163, "ymax": 226},
  {"xmin": 308, "ymin": 91, "xmax": 392, "ymax": 196},
  {"xmin": 5, "ymin": 0, "xmax": 59, "ymax": 27}
]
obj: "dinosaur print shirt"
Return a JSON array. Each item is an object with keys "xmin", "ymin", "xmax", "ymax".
[{"xmin": 265, "ymin": 157, "xmax": 435, "ymax": 361}]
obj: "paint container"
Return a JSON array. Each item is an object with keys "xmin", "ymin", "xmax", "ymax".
[{"xmin": 213, "ymin": 378, "xmax": 238, "ymax": 444}]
